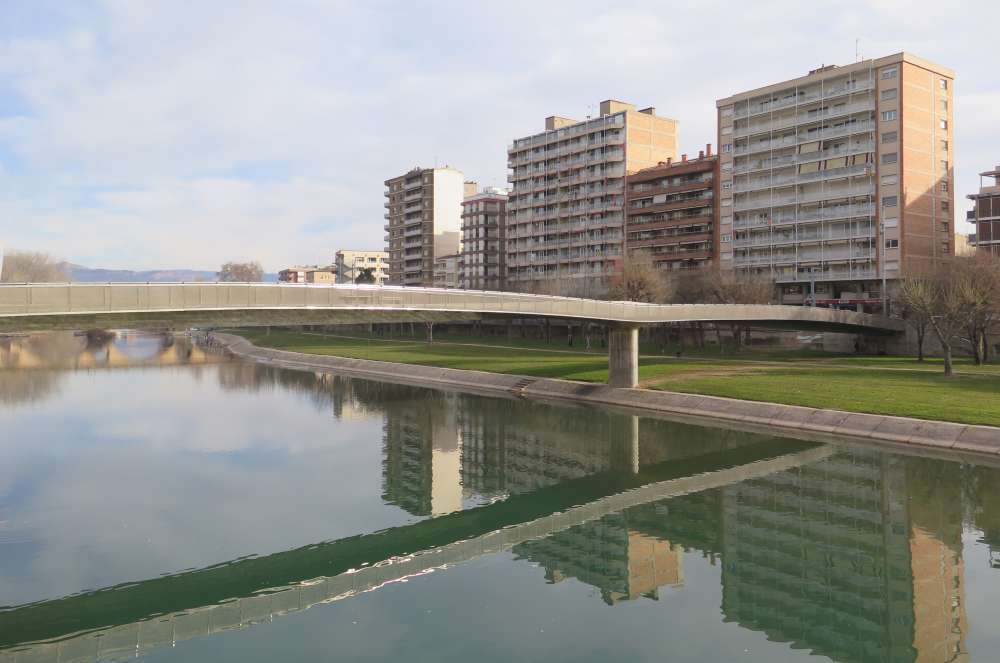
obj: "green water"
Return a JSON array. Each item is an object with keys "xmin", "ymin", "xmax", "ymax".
[{"xmin": 0, "ymin": 333, "xmax": 994, "ymax": 662}]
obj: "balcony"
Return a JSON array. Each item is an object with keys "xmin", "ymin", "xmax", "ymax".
[
  {"xmin": 733, "ymin": 142, "xmax": 874, "ymax": 175},
  {"xmin": 733, "ymin": 100, "xmax": 874, "ymax": 138},
  {"xmin": 734, "ymin": 184, "xmax": 875, "ymax": 212},
  {"xmin": 741, "ymin": 79, "xmax": 875, "ymax": 118},
  {"xmin": 733, "ymin": 121, "xmax": 874, "ymax": 156}
]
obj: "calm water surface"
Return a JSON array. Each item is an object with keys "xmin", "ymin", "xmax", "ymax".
[{"xmin": 0, "ymin": 333, "xmax": 996, "ymax": 662}]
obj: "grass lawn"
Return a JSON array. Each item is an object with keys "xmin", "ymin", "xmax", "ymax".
[{"xmin": 236, "ymin": 329, "xmax": 1000, "ymax": 427}]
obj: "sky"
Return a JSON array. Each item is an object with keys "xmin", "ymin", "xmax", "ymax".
[{"xmin": 0, "ymin": 0, "xmax": 998, "ymax": 272}]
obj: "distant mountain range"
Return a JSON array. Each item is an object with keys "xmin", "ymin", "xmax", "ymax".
[{"xmin": 60, "ymin": 264, "xmax": 279, "ymax": 283}]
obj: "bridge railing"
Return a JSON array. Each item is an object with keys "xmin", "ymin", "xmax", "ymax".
[{"xmin": 0, "ymin": 282, "xmax": 902, "ymax": 331}]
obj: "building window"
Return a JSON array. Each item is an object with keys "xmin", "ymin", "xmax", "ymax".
[
  {"xmin": 882, "ymin": 67, "xmax": 898, "ymax": 79},
  {"xmin": 881, "ymin": 153, "xmax": 898, "ymax": 165},
  {"xmin": 940, "ymin": 139, "xmax": 949, "ymax": 152},
  {"xmin": 941, "ymin": 181, "xmax": 949, "ymax": 193},
  {"xmin": 940, "ymin": 78, "xmax": 948, "ymax": 90},
  {"xmin": 881, "ymin": 110, "xmax": 897, "ymax": 122},
  {"xmin": 939, "ymin": 119, "xmax": 948, "ymax": 130},
  {"xmin": 885, "ymin": 238, "xmax": 899, "ymax": 249},
  {"xmin": 883, "ymin": 195, "xmax": 898, "ymax": 208},
  {"xmin": 942, "ymin": 201, "xmax": 950, "ymax": 212},
  {"xmin": 881, "ymin": 131, "xmax": 897, "ymax": 144},
  {"xmin": 880, "ymin": 88, "xmax": 897, "ymax": 101},
  {"xmin": 940, "ymin": 99, "xmax": 948, "ymax": 112},
  {"xmin": 881, "ymin": 175, "xmax": 898, "ymax": 186},
  {"xmin": 941, "ymin": 160, "xmax": 949, "ymax": 172},
  {"xmin": 722, "ymin": 182, "xmax": 732, "ymax": 190},
  {"xmin": 723, "ymin": 143, "xmax": 732, "ymax": 153}
]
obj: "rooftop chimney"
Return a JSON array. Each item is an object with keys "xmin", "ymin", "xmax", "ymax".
[
  {"xmin": 698, "ymin": 150, "xmax": 705, "ymax": 159},
  {"xmin": 706, "ymin": 143, "xmax": 713, "ymax": 157},
  {"xmin": 681, "ymin": 154, "xmax": 688, "ymax": 162}
]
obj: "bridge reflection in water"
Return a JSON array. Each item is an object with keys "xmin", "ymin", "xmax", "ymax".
[
  {"xmin": 0, "ymin": 332, "xmax": 220, "ymax": 372},
  {"xmin": 0, "ymin": 358, "xmax": 979, "ymax": 663}
]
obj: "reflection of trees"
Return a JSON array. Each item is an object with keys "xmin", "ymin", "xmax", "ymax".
[
  {"xmin": 0, "ymin": 334, "xmax": 82, "ymax": 405},
  {"xmin": 0, "ymin": 369, "xmax": 63, "ymax": 405}
]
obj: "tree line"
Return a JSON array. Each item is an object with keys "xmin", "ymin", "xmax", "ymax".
[{"xmin": 899, "ymin": 253, "xmax": 1000, "ymax": 375}]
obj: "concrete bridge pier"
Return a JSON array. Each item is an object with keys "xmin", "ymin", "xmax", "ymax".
[{"xmin": 608, "ymin": 324, "xmax": 640, "ymax": 389}]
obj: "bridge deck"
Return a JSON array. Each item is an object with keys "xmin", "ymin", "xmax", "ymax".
[{"xmin": 0, "ymin": 283, "xmax": 903, "ymax": 334}]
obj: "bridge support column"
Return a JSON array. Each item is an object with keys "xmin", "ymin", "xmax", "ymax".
[{"xmin": 608, "ymin": 324, "xmax": 639, "ymax": 389}]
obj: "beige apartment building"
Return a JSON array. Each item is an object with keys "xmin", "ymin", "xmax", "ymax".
[
  {"xmin": 717, "ymin": 53, "xmax": 954, "ymax": 309},
  {"xmin": 433, "ymin": 253, "xmax": 460, "ymax": 289},
  {"xmin": 334, "ymin": 249, "xmax": 389, "ymax": 284},
  {"xmin": 277, "ymin": 265, "xmax": 336, "ymax": 284},
  {"xmin": 460, "ymin": 185, "xmax": 508, "ymax": 290},
  {"xmin": 506, "ymin": 100, "xmax": 679, "ymax": 293},
  {"xmin": 384, "ymin": 167, "xmax": 471, "ymax": 287}
]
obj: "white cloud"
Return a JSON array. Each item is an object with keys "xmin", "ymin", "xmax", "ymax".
[{"xmin": 0, "ymin": 0, "xmax": 998, "ymax": 269}]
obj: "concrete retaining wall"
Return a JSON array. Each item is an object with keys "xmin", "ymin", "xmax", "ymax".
[{"xmin": 216, "ymin": 333, "xmax": 1000, "ymax": 457}]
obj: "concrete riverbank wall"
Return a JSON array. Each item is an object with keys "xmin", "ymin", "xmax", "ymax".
[{"xmin": 215, "ymin": 333, "xmax": 1000, "ymax": 458}]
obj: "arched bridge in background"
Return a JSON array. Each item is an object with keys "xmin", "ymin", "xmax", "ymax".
[{"xmin": 0, "ymin": 283, "xmax": 904, "ymax": 387}]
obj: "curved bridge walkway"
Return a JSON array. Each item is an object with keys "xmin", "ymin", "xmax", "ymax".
[{"xmin": 0, "ymin": 283, "xmax": 904, "ymax": 387}]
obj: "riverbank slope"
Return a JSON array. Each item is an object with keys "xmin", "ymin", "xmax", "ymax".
[{"xmin": 217, "ymin": 332, "xmax": 1000, "ymax": 457}]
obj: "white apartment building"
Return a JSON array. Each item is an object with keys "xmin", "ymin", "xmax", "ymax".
[
  {"xmin": 334, "ymin": 249, "xmax": 389, "ymax": 285},
  {"xmin": 717, "ymin": 53, "xmax": 954, "ymax": 309},
  {"xmin": 506, "ymin": 100, "xmax": 678, "ymax": 293}
]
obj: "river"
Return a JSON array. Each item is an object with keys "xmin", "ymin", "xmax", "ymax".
[{"xmin": 0, "ymin": 332, "xmax": 995, "ymax": 662}]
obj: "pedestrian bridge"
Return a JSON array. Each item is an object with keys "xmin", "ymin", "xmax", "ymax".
[{"xmin": 0, "ymin": 283, "xmax": 904, "ymax": 387}]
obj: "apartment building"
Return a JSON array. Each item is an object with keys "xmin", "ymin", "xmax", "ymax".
[
  {"xmin": 625, "ymin": 146, "xmax": 719, "ymax": 272},
  {"xmin": 967, "ymin": 165, "xmax": 1000, "ymax": 256},
  {"xmin": 717, "ymin": 53, "xmax": 954, "ymax": 308},
  {"xmin": 506, "ymin": 100, "xmax": 679, "ymax": 293},
  {"xmin": 334, "ymin": 249, "xmax": 389, "ymax": 285},
  {"xmin": 432, "ymin": 253, "xmax": 460, "ymax": 289},
  {"xmin": 277, "ymin": 265, "xmax": 336, "ymax": 284},
  {"xmin": 460, "ymin": 185, "xmax": 508, "ymax": 290},
  {"xmin": 384, "ymin": 167, "xmax": 470, "ymax": 286}
]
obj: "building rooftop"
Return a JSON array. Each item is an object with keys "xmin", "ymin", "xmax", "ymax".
[{"xmin": 717, "ymin": 52, "xmax": 954, "ymax": 106}]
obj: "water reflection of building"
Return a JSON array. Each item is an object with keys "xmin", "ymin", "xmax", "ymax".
[
  {"xmin": 718, "ymin": 451, "xmax": 967, "ymax": 663},
  {"xmin": 508, "ymin": 449, "xmax": 968, "ymax": 663},
  {"xmin": 382, "ymin": 392, "xmax": 464, "ymax": 516},
  {"xmin": 514, "ymin": 515, "xmax": 683, "ymax": 605}
]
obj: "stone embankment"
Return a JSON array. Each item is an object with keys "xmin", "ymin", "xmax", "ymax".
[{"xmin": 216, "ymin": 333, "xmax": 1000, "ymax": 457}]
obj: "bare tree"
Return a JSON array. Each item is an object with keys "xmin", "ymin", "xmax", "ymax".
[
  {"xmin": 956, "ymin": 253, "xmax": 1000, "ymax": 364},
  {"xmin": 0, "ymin": 250, "xmax": 68, "ymax": 283},
  {"xmin": 704, "ymin": 267, "xmax": 773, "ymax": 349},
  {"xmin": 218, "ymin": 261, "xmax": 264, "ymax": 282},
  {"xmin": 901, "ymin": 265, "xmax": 976, "ymax": 376},
  {"xmin": 898, "ymin": 277, "xmax": 934, "ymax": 361},
  {"xmin": 609, "ymin": 251, "xmax": 668, "ymax": 303}
]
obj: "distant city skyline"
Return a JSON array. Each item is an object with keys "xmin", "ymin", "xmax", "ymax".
[{"xmin": 1, "ymin": 1, "xmax": 998, "ymax": 271}]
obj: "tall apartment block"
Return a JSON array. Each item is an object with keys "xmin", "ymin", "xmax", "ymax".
[
  {"xmin": 506, "ymin": 100, "xmax": 678, "ymax": 293},
  {"xmin": 625, "ymin": 146, "xmax": 719, "ymax": 272},
  {"xmin": 460, "ymin": 185, "xmax": 508, "ymax": 290},
  {"xmin": 384, "ymin": 167, "xmax": 471, "ymax": 286},
  {"xmin": 967, "ymin": 166, "xmax": 1000, "ymax": 256},
  {"xmin": 717, "ymin": 53, "xmax": 954, "ymax": 308},
  {"xmin": 334, "ymin": 249, "xmax": 389, "ymax": 285}
]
